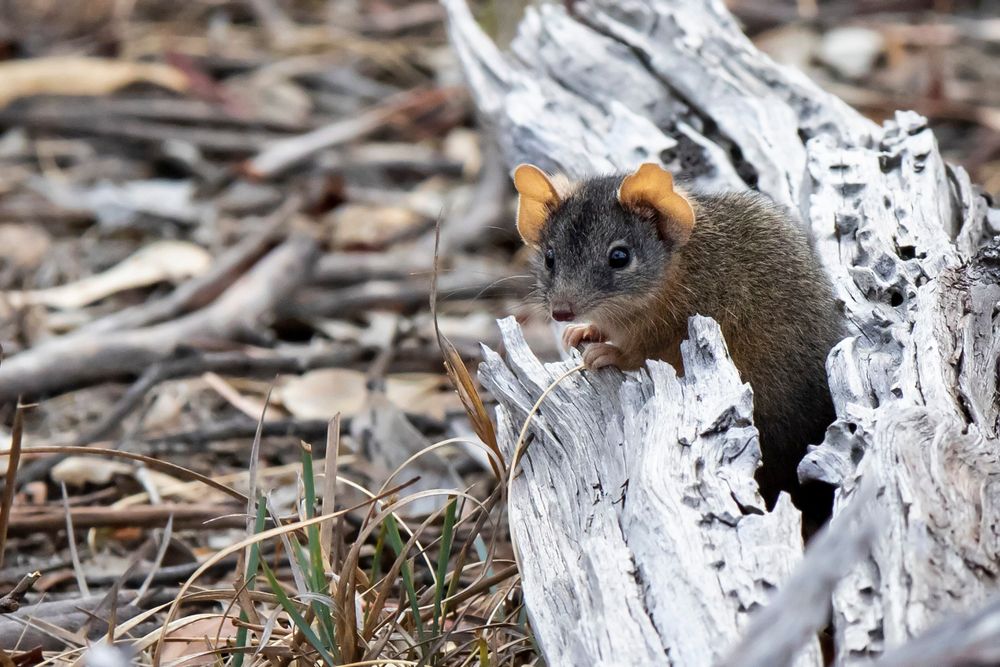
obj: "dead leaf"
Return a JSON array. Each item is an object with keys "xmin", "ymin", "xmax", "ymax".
[
  {"xmin": 159, "ymin": 615, "xmax": 239, "ymax": 665},
  {"xmin": 224, "ymin": 71, "xmax": 313, "ymax": 127},
  {"xmin": 24, "ymin": 481, "xmax": 47, "ymax": 505},
  {"xmin": 0, "ymin": 224, "xmax": 51, "ymax": 271},
  {"xmin": 435, "ymin": 329, "xmax": 501, "ymax": 478},
  {"xmin": 443, "ymin": 127, "xmax": 482, "ymax": 177},
  {"xmin": 5, "ymin": 240, "xmax": 211, "ymax": 309},
  {"xmin": 141, "ymin": 380, "xmax": 195, "ymax": 433},
  {"xmin": 0, "ymin": 56, "xmax": 188, "ymax": 109},
  {"xmin": 330, "ymin": 204, "xmax": 423, "ymax": 249},
  {"xmin": 51, "ymin": 457, "xmax": 132, "ymax": 487},
  {"xmin": 315, "ymin": 312, "xmax": 399, "ymax": 350},
  {"xmin": 202, "ymin": 372, "xmax": 279, "ymax": 421},
  {"xmin": 278, "ymin": 368, "xmax": 368, "ymax": 419},
  {"xmin": 386, "ymin": 373, "xmax": 459, "ymax": 420}
]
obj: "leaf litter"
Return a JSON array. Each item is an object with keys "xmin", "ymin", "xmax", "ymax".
[{"xmin": 0, "ymin": 0, "xmax": 994, "ymax": 665}]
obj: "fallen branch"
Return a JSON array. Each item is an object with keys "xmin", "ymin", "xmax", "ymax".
[
  {"xmin": 243, "ymin": 104, "xmax": 394, "ymax": 178},
  {"xmin": 310, "ymin": 250, "xmax": 435, "ymax": 286},
  {"xmin": 720, "ymin": 479, "xmax": 879, "ymax": 667},
  {"xmin": 138, "ymin": 413, "xmax": 446, "ymax": 452},
  {"xmin": 0, "ymin": 235, "xmax": 319, "ymax": 403},
  {"xmin": 0, "ymin": 589, "xmax": 175, "ymax": 650},
  {"xmin": 4, "ymin": 504, "xmax": 245, "ymax": 535},
  {"xmin": 0, "ymin": 103, "xmax": 285, "ymax": 154},
  {"xmin": 283, "ymin": 268, "xmax": 530, "ymax": 320},
  {"xmin": 73, "ymin": 197, "xmax": 299, "ymax": 336},
  {"xmin": 872, "ymin": 595, "xmax": 1000, "ymax": 667},
  {"xmin": 244, "ymin": 86, "xmax": 466, "ymax": 178}
]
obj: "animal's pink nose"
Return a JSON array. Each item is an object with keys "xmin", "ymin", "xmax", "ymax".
[{"xmin": 552, "ymin": 308, "xmax": 575, "ymax": 322}]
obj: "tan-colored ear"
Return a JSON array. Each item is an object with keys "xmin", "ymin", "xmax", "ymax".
[
  {"xmin": 617, "ymin": 163, "xmax": 695, "ymax": 246},
  {"xmin": 513, "ymin": 164, "xmax": 560, "ymax": 247}
]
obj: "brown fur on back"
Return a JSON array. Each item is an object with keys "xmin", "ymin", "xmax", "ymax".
[{"xmin": 595, "ymin": 192, "xmax": 843, "ymax": 512}]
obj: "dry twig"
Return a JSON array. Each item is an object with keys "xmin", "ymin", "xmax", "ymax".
[
  {"xmin": 0, "ymin": 236, "xmax": 320, "ymax": 403},
  {"xmin": 0, "ymin": 571, "xmax": 40, "ymax": 614}
]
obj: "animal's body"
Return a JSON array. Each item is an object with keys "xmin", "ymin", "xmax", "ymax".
[{"xmin": 513, "ymin": 163, "xmax": 844, "ymax": 519}]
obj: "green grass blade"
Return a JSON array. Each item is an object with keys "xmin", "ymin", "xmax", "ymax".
[
  {"xmin": 432, "ymin": 496, "xmax": 457, "ymax": 637},
  {"xmin": 233, "ymin": 498, "xmax": 268, "ymax": 667},
  {"xmin": 289, "ymin": 533, "xmax": 312, "ymax": 588},
  {"xmin": 364, "ymin": 522, "xmax": 387, "ymax": 628},
  {"xmin": 300, "ymin": 446, "xmax": 325, "ymax": 588},
  {"xmin": 246, "ymin": 499, "xmax": 268, "ymax": 580},
  {"xmin": 300, "ymin": 445, "xmax": 339, "ymax": 658},
  {"xmin": 384, "ymin": 512, "xmax": 424, "ymax": 642},
  {"xmin": 368, "ymin": 522, "xmax": 386, "ymax": 585},
  {"xmin": 260, "ymin": 558, "xmax": 336, "ymax": 666},
  {"xmin": 477, "ymin": 633, "xmax": 489, "ymax": 666}
]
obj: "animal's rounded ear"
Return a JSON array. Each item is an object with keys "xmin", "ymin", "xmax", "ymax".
[
  {"xmin": 617, "ymin": 163, "xmax": 695, "ymax": 246},
  {"xmin": 513, "ymin": 163, "xmax": 560, "ymax": 247}
]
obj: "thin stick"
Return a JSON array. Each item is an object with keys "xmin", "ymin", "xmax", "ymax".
[
  {"xmin": 61, "ymin": 482, "xmax": 90, "ymax": 596},
  {"xmin": 245, "ymin": 106, "xmax": 393, "ymax": 178},
  {"xmin": 0, "ymin": 402, "xmax": 23, "ymax": 568},
  {"xmin": 320, "ymin": 414, "xmax": 341, "ymax": 564},
  {"xmin": 136, "ymin": 514, "xmax": 174, "ymax": 602},
  {"xmin": 0, "ymin": 571, "xmax": 40, "ymax": 613}
]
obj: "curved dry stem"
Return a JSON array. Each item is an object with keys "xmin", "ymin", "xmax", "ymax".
[
  {"xmin": 19, "ymin": 446, "xmax": 246, "ymax": 502},
  {"xmin": 375, "ymin": 437, "xmax": 505, "ymax": 498}
]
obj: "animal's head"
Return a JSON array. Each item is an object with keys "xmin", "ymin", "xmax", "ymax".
[{"xmin": 513, "ymin": 162, "xmax": 695, "ymax": 325}]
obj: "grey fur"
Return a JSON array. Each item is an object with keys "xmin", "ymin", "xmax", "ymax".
[{"xmin": 531, "ymin": 175, "xmax": 844, "ymax": 516}]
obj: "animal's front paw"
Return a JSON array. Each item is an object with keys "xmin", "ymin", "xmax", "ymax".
[
  {"xmin": 562, "ymin": 323, "xmax": 606, "ymax": 350},
  {"xmin": 582, "ymin": 342, "xmax": 626, "ymax": 370}
]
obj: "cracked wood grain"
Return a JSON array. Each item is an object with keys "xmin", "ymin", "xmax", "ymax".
[{"xmin": 480, "ymin": 316, "xmax": 819, "ymax": 666}]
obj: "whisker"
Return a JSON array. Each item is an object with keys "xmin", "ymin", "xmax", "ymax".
[{"xmin": 471, "ymin": 274, "xmax": 536, "ymax": 300}]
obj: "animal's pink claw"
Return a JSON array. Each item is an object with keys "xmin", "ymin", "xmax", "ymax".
[
  {"xmin": 561, "ymin": 323, "xmax": 606, "ymax": 350},
  {"xmin": 582, "ymin": 342, "xmax": 625, "ymax": 370}
]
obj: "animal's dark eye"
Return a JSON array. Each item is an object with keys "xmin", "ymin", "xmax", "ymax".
[
  {"xmin": 608, "ymin": 247, "xmax": 630, "ymax": 269},
  {"xmin": 544, "ymin": 247, "xmax": 555, "ymax": 270}
]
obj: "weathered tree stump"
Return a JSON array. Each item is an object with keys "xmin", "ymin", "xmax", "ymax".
[
  {"xmin": 481, "ymin": 316, "xmax": 818, "ymax": 665},
  {"xmin": 443, "ymin": 0, "xmax": 1000, "ymax": 665}
]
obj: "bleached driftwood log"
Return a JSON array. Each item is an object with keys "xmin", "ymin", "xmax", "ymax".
[
  {"xmin": 443, "ymin": 0, "xmax": 1000, "ymax": 665},
  {"xmin": 481, "ymin": 316, "xmax": 820, "ymax": 666},
  {"xmin": 800, "ymin": 119, "xmax": 1000, "ymax": 664}
]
